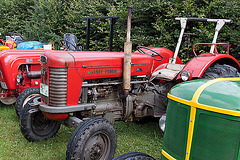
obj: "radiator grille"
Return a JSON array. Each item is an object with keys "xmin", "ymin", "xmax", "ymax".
[{"xmin": 49, "ymin": 68, "xmax": 68, "ymax": 107}]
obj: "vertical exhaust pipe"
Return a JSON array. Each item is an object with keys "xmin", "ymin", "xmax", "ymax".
[{"xmin": 123, "ymin": 5, "xmax": 134, "ymax": 96}]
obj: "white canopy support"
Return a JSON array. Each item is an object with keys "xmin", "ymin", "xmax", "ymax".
[{"xmin": 170, "ymin": 17, "xmax": 232, "ymax": 64}]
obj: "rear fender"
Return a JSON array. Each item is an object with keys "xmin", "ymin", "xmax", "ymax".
[{"xmin": 176, "ymin": 54, "xmax": 240, "ymax": 80}]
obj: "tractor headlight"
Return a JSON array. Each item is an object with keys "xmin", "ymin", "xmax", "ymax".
[
  {"xmin": 40, "ymin": 55, "xmax": 47, "ymax": 64},
  {"xmin": 159, "ymin": 113, "xmax": 166, "ymax": 132},
  {"xmin": 0, "ymin": 82, "xmax": 8, "ymax": 89},
  {"xmin": 17, "ymin": 74, "xmax": 24, "ymax": 84},
  {"xmin": 181, "ymin": 70, "xmax": 192, "ymax": 81}
]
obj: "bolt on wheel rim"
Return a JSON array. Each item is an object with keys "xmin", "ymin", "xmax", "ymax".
[{"xmin": 84, "ymin": 131, "xmax": 111, "ymax": 160}]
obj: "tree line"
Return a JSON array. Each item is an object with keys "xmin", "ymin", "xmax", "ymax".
[{"xmin": 0, "ymin": 0, "xmax": 239, "ymax": 60}]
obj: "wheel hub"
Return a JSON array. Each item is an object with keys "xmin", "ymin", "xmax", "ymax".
[
  {"xmin": 84, "ymin": 133, "xmax": 108, "ymax": 160},
  {"xmin": 89, "ymin": 143, "xmax": 103, "ymax": 159},
  {"xmin": 31, "ymin": 111, "xmax": 57, "ymax": 136}
]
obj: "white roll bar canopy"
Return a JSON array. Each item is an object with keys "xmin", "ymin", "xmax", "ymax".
[{"xmin": 170, "ymin": 17, "xmax": 232, "ymax": 64}]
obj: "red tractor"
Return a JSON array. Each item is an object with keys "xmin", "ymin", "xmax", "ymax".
[
  {"xmin": 0, "ymin": 49, "xmax": 43, "ymax": 108},
  {"xmin": 0, "ymin": 32, "xmax": 44, "ymax": 108},
  {"xmin": 0, "ymin": 33, "xmax": 79, "ymax": 119},
  {"xmin": 19, "ymin": 7, "xmax": 240, "ymax": 160},
  {"xmin": 0, "ymin": 18, "xmax": 116, "ymax": 118}
]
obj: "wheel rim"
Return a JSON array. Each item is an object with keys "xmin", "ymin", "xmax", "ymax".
[
  {"xmin": 0, "ymin": 88, "xmax": 17, "ymax": 105},
  {"xmin": 31, "ymin": 111, "xmax": 57, "ymax": 136},
  {"xmin": 0, "ymin": 97, "xmax": 17, "ymax": 105},
  {"xmin": 23, "ymin": 93, "xmax": 39, "ymax": 106},
  {"xmin": 84, "ymin": 131, "xmax": 111, "ymax": 160}
]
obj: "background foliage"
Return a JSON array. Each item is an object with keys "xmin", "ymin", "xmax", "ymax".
[{"xmin": 0, "ymin": 0, "xmax": 239, "ymax": 60}]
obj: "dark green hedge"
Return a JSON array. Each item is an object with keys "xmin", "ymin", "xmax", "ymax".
[{"xmin": 0, "ymin": 0, "xmax": 239, "ymax": 60}]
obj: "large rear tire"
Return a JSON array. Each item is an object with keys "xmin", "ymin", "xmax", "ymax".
[
  {"xmin": 113, "ymin": 152, "xmax": 155, "ymax": 160},
  {"xmin": 202, "ymin": 64, "xmax": 240, "ymax": 78},
  {"xmin": 154, "ymin": 82, "xmax": 175, "ymax": 117},
  {"xmin": 20, "ymin": 95, "xmax": 60, "ymax": 142},
  {"xmin": 66, "ymin": 117, "xmax": 117, "ymax": 160},
  {"xmin": 15, "ymin": 87, "xmax": 40, "ymax": 118}
]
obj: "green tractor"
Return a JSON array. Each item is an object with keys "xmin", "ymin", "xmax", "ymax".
[
  {"xmin": 115, "ymin": 77, "xmax": 240, "ymax": 160},
  {"xmin": 161, "ymin": 77, "xmax": 240, "ymax": 160}
]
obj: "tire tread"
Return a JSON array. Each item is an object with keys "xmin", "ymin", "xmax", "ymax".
[
  {"xmin": 66, "ymin": 117, "xmax": 117, "ymax": 160},
  {"xmin": 15, "ymin": 87, "xmax": 40, "ymax": 118},
  {"xmin": 20, "ymin": 95, "xmax": 60, "ymax": 142}
]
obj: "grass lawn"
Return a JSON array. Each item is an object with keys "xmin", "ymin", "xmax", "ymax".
[{"xmin": 0, "ymin": 104, "xmax": 163, "ymax": 160}]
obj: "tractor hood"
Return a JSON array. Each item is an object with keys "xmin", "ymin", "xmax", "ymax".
[
  {"xmin": 0, "ymin": 49, "xmax": 43, "ymax": 63},
  {"xmin": 42, "ymin": 50, "xmax": 133, "ymax": 68},
  {"xmin": 41, "ymin": 47, "xmax": 181, "ymax": 77},
  {"xmin": 168, "ymin": 78, "xmax": 240, "ymax": 112}
]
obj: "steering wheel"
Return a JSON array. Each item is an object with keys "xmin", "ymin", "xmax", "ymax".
[{"xmin": 137, "ymin": 46, "xmax": 163, "ymax": 61}]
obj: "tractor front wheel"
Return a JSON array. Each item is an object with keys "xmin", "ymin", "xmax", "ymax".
[
  {"xmin": 202, "ymin": 64, "xmax": 240, "ymax": 78},
  {"xmin": 15, "ymin": 87, "xmax": 40, "ymax": 118},
  {"xmin": 20, "ymin": 96, "xmax": 60, "ymax": 142},
  {"xmin": 66, "ymin": 117, "xmax": 117, "ymax": 160},
  {"xmin": 113, "ymin": 152, "xmax": 155, "ymax": 160}
]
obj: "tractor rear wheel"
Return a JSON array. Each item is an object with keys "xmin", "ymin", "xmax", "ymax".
[
  {"xmin": 202, "ymin": 64, "xmax": 240, "ymax": 78},
  {"xmin": 15, "ymin": 87, "xmax": 40, "ymax": 118},
  {"xmin": 20, "ymin": 95, "xmax": 60, "ymax": 142},
  {"xmin": 113, "ymin": 152, "xmax": 155, "ymax": 160},
  {"xmin": 66, "ymin": 117, "xmax": 117, "ymax": 160}
]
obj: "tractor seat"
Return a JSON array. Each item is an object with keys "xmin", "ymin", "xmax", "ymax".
[
  {"xmin": 152, "ymin": 63, "xmax": 185, "ymax": 81},
  {"xmin": 64, "ymin": 33, "xmax": 82, "ymax": 51}
]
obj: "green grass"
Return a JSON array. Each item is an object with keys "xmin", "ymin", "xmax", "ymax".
[{"xmin": 0, "ymin": 104, "xmax": 163, "ymax": 160}]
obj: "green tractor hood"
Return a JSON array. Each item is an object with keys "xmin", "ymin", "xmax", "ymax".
[{"xmin": 169, "ymin": 78, "xmax": 240, "ymax": 113}]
